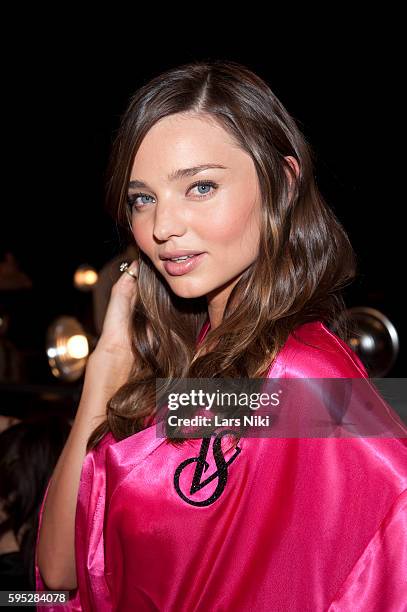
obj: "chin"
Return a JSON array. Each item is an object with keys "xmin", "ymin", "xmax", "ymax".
[{"xmin": 167, "ymin": 281, "xmax": 208, "ymax": 300}]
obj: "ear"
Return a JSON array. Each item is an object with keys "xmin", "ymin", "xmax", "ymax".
[{"xmin": 283, "ymin": 155, "xmax": 300, "ymax": 193}]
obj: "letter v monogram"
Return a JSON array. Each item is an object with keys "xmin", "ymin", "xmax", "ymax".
[{"xmin": 173, "ymin": 430, "xmax": 241, "ymax": 506}]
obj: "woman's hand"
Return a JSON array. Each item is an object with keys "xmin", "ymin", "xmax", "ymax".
[{"xmin": 95, "ymin": 259, "xmax": 139, "ymax": 356}]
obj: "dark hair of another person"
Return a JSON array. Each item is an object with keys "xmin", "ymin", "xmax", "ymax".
[{"xmin": 0, "ymin": 415, "xmax": 70, "ymax": 589}]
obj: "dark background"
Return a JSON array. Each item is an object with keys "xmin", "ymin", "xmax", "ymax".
[{"xmin": 1, "ymin": 19, "xmax": 404, "ymax": 393}]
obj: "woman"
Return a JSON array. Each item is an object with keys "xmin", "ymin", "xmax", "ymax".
[{"xmin": 35, "ymin": 60, "xmax": 407, "ymax": 611}]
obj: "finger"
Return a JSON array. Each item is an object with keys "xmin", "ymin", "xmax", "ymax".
[
  {"xmin": 127, "ymin": 259, "xmax": 139, "ymax": 275},
  {"xmin": 118, "ymin": 259, "xmax": 139, "ymax": 284},
  {"xmin": 114, "ymin": 259, "xmax": 139, "ymax": 301}
]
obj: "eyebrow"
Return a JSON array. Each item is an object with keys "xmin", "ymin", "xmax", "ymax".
[{"xmin": 128, "ymin": 163, "xmax": 228, "ymax": 190}]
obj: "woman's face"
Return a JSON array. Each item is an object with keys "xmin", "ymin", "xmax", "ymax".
[{"xmin": 128, "ymin": 112, "xmax": 262, "ymax": 311}]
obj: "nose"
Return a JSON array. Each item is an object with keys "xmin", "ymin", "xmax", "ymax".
[{"xmin": 152, "ymin": 199, "xmax": 187, "ymax": 242}]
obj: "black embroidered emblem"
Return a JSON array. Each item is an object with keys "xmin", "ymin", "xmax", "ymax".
[{"xmin": 173, "ymin": 430, "xmax": 241, "ymax": 506}]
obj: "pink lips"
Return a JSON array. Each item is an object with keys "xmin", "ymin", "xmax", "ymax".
[{"xmin": 163, "ymin": 253, "xmax": 206, "ymax": 276}]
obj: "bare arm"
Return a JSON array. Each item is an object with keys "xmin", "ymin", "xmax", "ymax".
[{"xmin": 37, "ymin": 259, "xmax": 139, "ymax": 591}]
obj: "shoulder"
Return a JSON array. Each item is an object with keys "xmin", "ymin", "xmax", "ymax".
[{"xmin": 268, "ymin": 320, "xmax": 368, "ymax": 378}]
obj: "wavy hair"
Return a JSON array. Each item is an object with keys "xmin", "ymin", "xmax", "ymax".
[{"xmin": 87, "ymin": 59, "xmax": 358, "ymax": 451}]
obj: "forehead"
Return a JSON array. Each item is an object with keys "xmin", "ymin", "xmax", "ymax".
[{"xmin": 130, "ymin": 114, "xmax": 244, "ymax": 179}]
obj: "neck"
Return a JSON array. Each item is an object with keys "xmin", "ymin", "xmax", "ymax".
[{"xmin": 206, "ymin": 271, "xmax": 244, "ymax": 331}]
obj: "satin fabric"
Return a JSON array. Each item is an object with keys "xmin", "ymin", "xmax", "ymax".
[{"xmin": 35, "ymin": 320, "xmax": 407, "ymax": 611}]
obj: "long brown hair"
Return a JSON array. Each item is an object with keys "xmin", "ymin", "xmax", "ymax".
[{"xmin": 87, "ymin": 59, "xmax": 357, "ymax": 451}]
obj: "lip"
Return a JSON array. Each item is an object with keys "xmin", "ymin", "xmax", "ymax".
[
  {"xmin": 163, "ymin": 252, "xmax": 206, "ymax": 276},
  {"xmin": 159, "ymin": 250, "xmax": 204, "ymax": 260}
]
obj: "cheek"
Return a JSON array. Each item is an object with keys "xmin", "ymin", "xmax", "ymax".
[
  {"xmin": 207, "ymin": 195, "xmax": 260, "ymax": 248},
  {"xmin": 131, "ymin": 220, "xmax": 151, "ymax": 253}
]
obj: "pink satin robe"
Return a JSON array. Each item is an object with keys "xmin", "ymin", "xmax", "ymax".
[{"xmin": 35, "ymin": 320, "xmax": 407, "ymax": 611}]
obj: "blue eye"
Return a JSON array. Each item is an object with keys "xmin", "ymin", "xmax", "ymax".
[
  {"xmin": 126, "ymin": 193, "xmax": 154, "ymax": 212},
  {"xmin": 127, "ymin": 180, "xmax": 218, "ymax": 212},
  {"xmin": 189, "ymin": 179, "xmax": 219, "ymax": 198}
]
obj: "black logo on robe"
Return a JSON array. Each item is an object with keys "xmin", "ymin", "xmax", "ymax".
[{"xmin": 173, "ymin": 430, "xmax": 241, "ymax": 506}]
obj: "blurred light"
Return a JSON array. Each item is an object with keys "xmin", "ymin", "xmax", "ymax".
[
  {"xmin": 73, "ymin": 264, "xmax": 99, "ymax": 291},
  {"xmin": 345, "ymin": 307, "xmax": 399, "ymax": 377},
  {"xmin": 66, "ymin": 334, "xmax": 89, "ymax": 359},
  {"xmin": 46, "ymin": 316, "xmax": 92, "ymax": 381}
]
